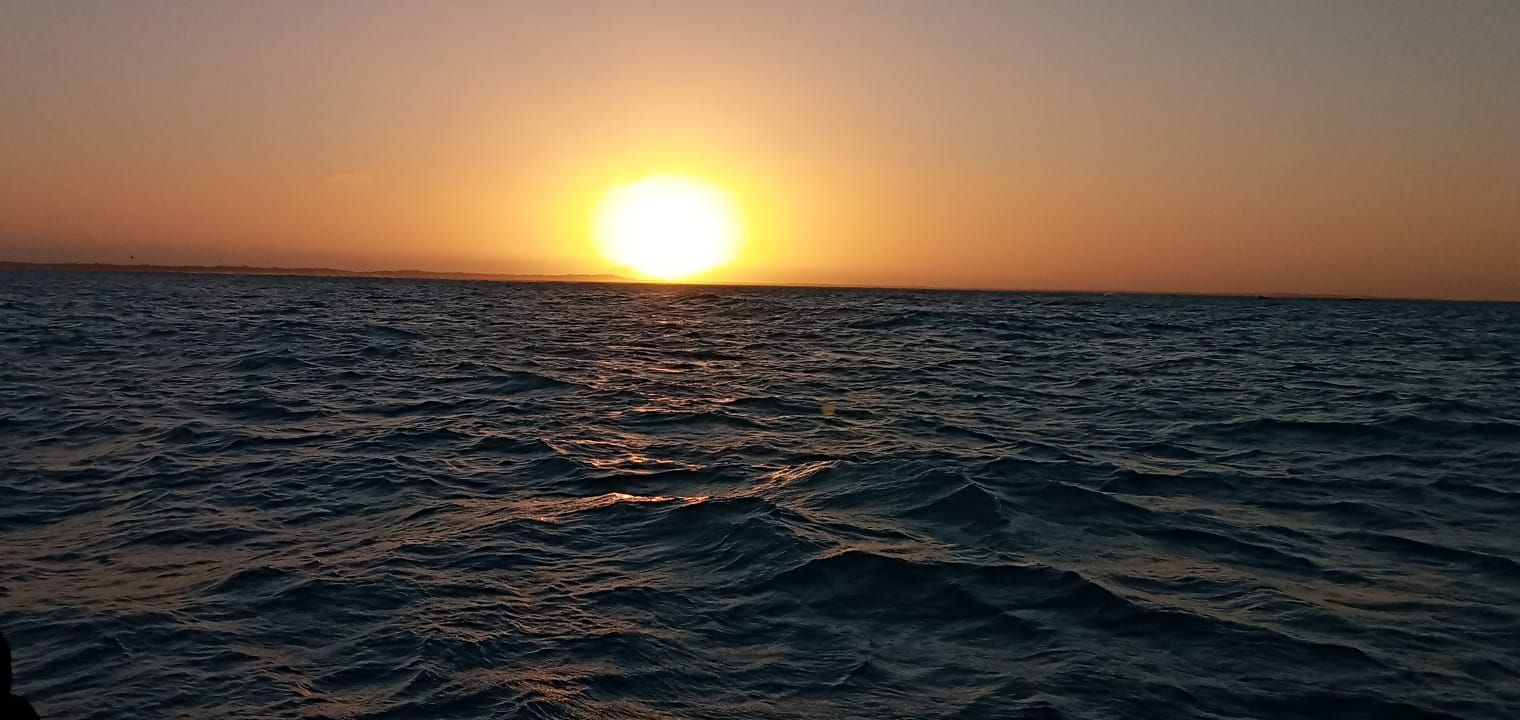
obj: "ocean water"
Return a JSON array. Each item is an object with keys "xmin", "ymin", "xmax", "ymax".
[{"xmin": 2, "ymin": 270, "xmax": 1518, "ymax": 720}]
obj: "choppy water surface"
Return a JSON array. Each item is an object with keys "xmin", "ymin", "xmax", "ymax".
[{"xmin": 2, "ymin": 271, "xmax": 1518, "ymax": 719}]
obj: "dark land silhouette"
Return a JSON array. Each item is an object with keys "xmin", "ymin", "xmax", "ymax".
[
  {"xmin": 1, "ymin": 630, "xmax": 39, "ymax": 720},
  {"xmin": 0, "ymin": 261, "xmax": 631, "ymax": 284}
]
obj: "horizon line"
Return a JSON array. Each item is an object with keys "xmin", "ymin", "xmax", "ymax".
[{"xmin": 1, "ymin": 260, "xmax": 1513, "ymax": 304}]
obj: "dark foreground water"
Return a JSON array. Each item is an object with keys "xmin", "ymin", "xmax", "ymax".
[{"xmin": 2, "ymin": 271, "xmax": 1518, "ymax": 720}]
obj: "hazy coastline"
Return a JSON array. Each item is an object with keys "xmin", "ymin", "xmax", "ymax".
[{"xmin": 0, "ymin": 261, "xmax": 631, "ymax": 284}]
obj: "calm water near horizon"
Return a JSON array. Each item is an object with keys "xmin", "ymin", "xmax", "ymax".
[{"xmin": 2, "ymin": 270, "xmax": 1518, "ymax": 719}]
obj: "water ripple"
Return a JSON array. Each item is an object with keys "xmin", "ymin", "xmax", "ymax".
[{"xmin": 2, "ymin": 271, "xmax": 1518, "ymax": 719}]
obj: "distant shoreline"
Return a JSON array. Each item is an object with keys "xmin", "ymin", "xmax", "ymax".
[
  {"xmin": 0, "ymin": 261, "xmax": 633, "ymax": 284},
  {"xmin": 1, "ymin": 261, "xmax": 1511, "ymax": 303}
]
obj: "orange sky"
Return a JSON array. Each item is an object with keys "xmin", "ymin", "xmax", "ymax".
[{"xmin": 2, "ymin": 1, "xmax": 1517, "ymax": 299}]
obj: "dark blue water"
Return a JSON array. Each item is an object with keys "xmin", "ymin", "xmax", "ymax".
[{"xmin": 2, "ymin": 271, "xmax": 1518, "ymax": 719}]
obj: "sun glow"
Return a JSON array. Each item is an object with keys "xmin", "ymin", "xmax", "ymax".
[{"xmin": 592, "ymin": 175, "xmax": 743, "ymax": 280}]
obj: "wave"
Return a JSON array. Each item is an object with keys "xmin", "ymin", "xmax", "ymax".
[
  {"xmin": 440, "ymin": 370, "xmax": 582, "ymax": 395},
  {"xmin": 3, "ymin": 273, "xmax": 1518, "ymax": 719}
]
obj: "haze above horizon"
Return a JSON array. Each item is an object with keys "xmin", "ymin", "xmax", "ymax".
[{"xmin": 2, "ymin": 1, "xmax": 1517, "ymax": 300}]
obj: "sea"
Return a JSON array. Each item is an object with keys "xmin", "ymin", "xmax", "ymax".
[{"xmin": 1, "ymin": 270, "xmax": 1517, "ymax": 720}]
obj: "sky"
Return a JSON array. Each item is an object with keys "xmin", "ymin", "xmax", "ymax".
[{"xmin": 2, "ymin": 1, "xmax": 1517, "ymax": 299}]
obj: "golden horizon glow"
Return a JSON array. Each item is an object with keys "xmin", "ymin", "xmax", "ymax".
[
  {"xmin": 3, "ymin": 5, "xmax": 1519, "ymax": 300},
  {"xmin": 591, "ymin": 175, "xmax": 743, "ymax": 281}
]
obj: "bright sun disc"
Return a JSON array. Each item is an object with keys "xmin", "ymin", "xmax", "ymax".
[{"xmin": 592, "ymin": 175, "xmax": 742, "ymax": 280}]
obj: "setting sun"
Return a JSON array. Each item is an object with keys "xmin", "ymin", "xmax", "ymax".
[{"xmin": 592, "ymin": 175, "xmax": 743, "ymax": 281}]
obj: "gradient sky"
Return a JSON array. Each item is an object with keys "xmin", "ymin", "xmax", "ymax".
[{"xmin": 2, "ymin": 1, "xmax": 1517, "ymax": 299}]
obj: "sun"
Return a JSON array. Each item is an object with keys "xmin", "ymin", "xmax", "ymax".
[{"xmin": 592, "ymin": 175, "xmax": 743, "ymax": 281}]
